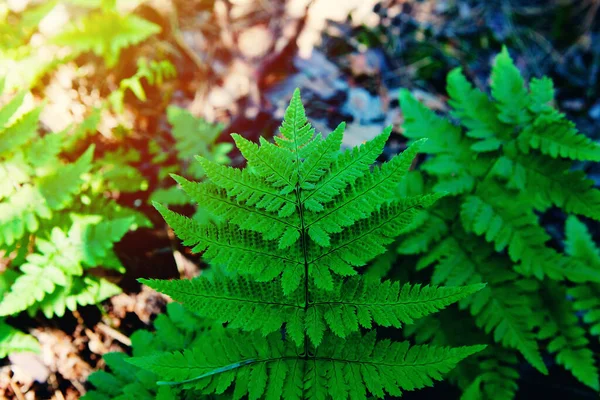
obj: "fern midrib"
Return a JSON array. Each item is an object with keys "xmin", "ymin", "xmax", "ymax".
[
  {"xmin": 157, "ymin": 287, "xmax": 304, "ymax": 308},
  {"xmin": 155, "ymin": 353, "xmax": 466, "ymax": 375}
]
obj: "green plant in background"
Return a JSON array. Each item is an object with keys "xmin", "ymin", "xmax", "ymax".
[
  {"xmin": 53, "ymin": 0, "xmax": 161, "ymax": 68},
  {"xmin": 149, "ymin": 105, "xmax": 232, "ymax": 222},
  {"xmin": 396, "ymin": 47, "xmax": 600, "ymax": 398},
  {"xmin": 124, "ymin": 90, "xmax": 486, "ymax": 399},
  {"xmin": 565, "ymin": 216, "xmax": 600, "ymax": 344},
  {"xmin": 0, "ymin": 0, "xmax": 165, "ymax": 91},
  {"xmin": 0, "ymin": 81, "xmax": 150, "ymax": 356},
  {"xmin": 0, "ymin": 0, "xmax": 69, "ymax": 91},
  {"xmin": 83, "ymin": 302, "xmax": 223, "ymax": 399},
  {"xmin": 109, "ymin": 57, "xmax": 177, "ymax": 114}
]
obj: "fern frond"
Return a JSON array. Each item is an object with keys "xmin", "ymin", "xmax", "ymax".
[
  {"xmin": 304, "ymin": 138, "xmax": 427, "ymax": 246},
  {"xmin": 490, "ymin": 46, "xmax": 530, "ymax": 125},
  {"xmin": 0, "ymin": 263, "xmax": 68, "ymax": 316},
  {"xmin": 423, "ymin": 235, "xmax": 547, "ymax": 374},
  {"xmin": 31, "ymin": 276, "xmax": 121, "ymax": 319},
  {"xmin": 53, "ymin": 11, "xmax": 161, "ymax": 67},
  {"xmin": 447, "ymin": 68, "xmax": 503, "ymax": 144},
  {"xmin": 0, "ymin": 105, "xmax": 41, "ymax": 155},
  {"xmin": 308, "ymin": 193, "xmax": 444, "ymax": 288},
  {"xmin": 565, "ymin": 217, "xmax": 600, "ymax": 338},
  {"xmin": 143, "ymin": 275, "xmax": 483, "ymax": 348},
  {"xmin": 460, "ymin": 190, "xmax": 600, "ymax": 282},
  {"xmin": 129, "ymin": 330, "xmax": 485, "ymax": 399},
  {"xmin": 153, "ymin": 202, "xmax": 303, "ymax": 284},
  {"xmin": 499, "ymin": 152, "xmax": 600, "ymax": 220},
  {"xmin": 517, "ymin": 111, "xmax": 600, "ymax": 161},
  {"xmin": 38, "ymin": 145, "xmax": 94, "ymax": 210},
  {"xmin": 399, "ymin": 89, "xmax": 463, "ymax": 154},
  {"xmin": 537, "ymin": 282, "xmax": 599, "ymax": 390},
  {"xmin": 461, "ymin": 350, "xmax": 520, "ymax": 400},
  {"xmin": 300, "ymin": 129, "xmax": 390, "ymax": 211},
  {"xmin": 165, "ymin": 106, "xmax": 228, "ymax": 172},
  {"xmin": 0, "ymin": 321, "xmax": 39, "ymax": 358}
]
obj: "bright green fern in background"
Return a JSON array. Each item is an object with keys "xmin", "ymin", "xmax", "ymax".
[
  {"xmin": 84, "ymin": 302, "xmax": 223, "ymax": 400},
  {"xmin": 149, "ymin": 105, "xmax": 232, "ymax": 222},
  {"xmin": 396, "ymin": 47, "xmax": 600, "ymax": 397},
  {"xmin": 124, "ymin": 89, "xmax": 486, "ymax": 399},
  {"xmin": 53, "ymin": 0, "xmax": 161, "ymax": 68},
  {"xmin": 109, "ymin": 57, "xmax": 177, "ymax": 114},
  {"xmin": 0, "ymin": 80, "xmax": 149, "ymax": 356}
]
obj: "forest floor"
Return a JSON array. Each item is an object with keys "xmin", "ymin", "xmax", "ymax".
[{"xmin": 1, "ymin": 0, "xmax": 600, "ymax": 399}]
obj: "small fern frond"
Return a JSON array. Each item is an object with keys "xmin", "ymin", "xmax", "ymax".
[
  {"xmin": 517, "ymin": 111, "xmax": 600, "ymax": 161},
  {"xmin": 30, "ymin": 276, "xmax": 121, "ymax": 319},
  {"xmin": 565, "ymin": 217, "xmax": 600, "ymax": 339},
  {"xmin": 0, "ymin": 105, "xmax": 41, "ymax": 155},
  {"xmin": 0, "ymin": 321, "xmax": 39, "ymax": 358},
  {"xmin": 447, "ymin": 68, "xmax": 502, "ymax": 144},
  {"xmin": 423, "ymin": 235, "xmax": 547, "ymax": 374},
  {"xmin": 537, "ymin": 282, "xmax": 599, "ymax": 390},
  {"xmin": 53, "ymin": 11, "xmax": 161, "ymax": 68},
  {"xmin": 0, "ymin": 263, "xmax": 68, "ymax": 316},
  {"xmin": 38, "ymin": 145, "xmax": 94, "ymax": 210},
  {"xmin": 490, "ymin": 46, "xmax": 530, "ymax": 125},
  {"xmin": 461, "ymin": 350, "xmax": 520, "ymax": 400}
]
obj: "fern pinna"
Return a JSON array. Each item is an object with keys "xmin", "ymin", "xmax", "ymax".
[
  {"xmin": 0, "ymin": 81, "xmax": 148, "ymax": 356},
  {"xmin": 129, "ymin": 89, "xmax": 486, "ymax": 399},
  {"xmin": 397, "ymin": 47, "xmax": 600, "ymax": 397},
  {"xmin": 149, "ymin": 105, "xmax": 232, "ymax": 222}
]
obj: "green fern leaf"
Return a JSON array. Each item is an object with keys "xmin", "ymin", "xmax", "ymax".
[
  {"xmin": 0, "ymin": 321, "xmax": 39, "ymax": 358},
  {"xmin": 565, "ymin": 217, "xmax": 600, "ymax": 339},
  {"xmin": 53, "ymin": 11, "xmax": 161, "ymax": 68},
  {"xmin": 38, "ymin": 145, "xmax": 94, "ymax": 210},
  {"xmin": 537, "ymin": 282, "xmax": 599, "ymax": 390},
  {"xmin": 423, "ymin": 235, "xmax": 547, "ymax": 375},
  {"xmin": 490, "ymin": 46, "xmax": 530, "ymax": 124},
  {"xmin": 129, "ymin": 330, "xmax": 485, "ymax": 399},
  {"xmin": 300, "ymin": 128, "xmax": 390, "ymax": 212},
  {"xmin": 142, "ymin": 275, "xmax": 484, "ymax": 347},
  {"xmin": 517, "ymin": 111, "xmax": 600, "ymax": 161},
  {"xmin": 447, "ymin": 68, "xmax": 502, "ymax": 144}
]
